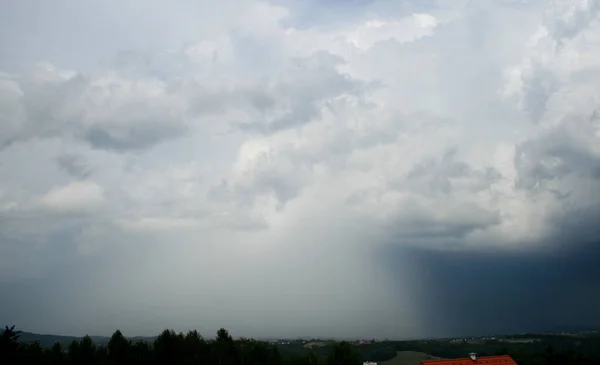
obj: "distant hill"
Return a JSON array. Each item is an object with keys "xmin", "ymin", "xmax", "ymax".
[
  {"xmin": 18, "ymin": 332, "xmax": 86, "ymax": 347},
  {"xmin": 17, "ymin": 332, "xmax": 156, "ymax": 348},
  {"xmin": 541, "ymin": 325, "xmax": 600, "ymax": 334}
]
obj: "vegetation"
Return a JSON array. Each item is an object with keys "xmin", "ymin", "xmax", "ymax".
[
  {"xmin": 2, "ymin": 325, "xmax": 600, "ymax": 365},
  {"xmin": 0, "ymin": 325, "xmax": 361, "ymax": 365}
]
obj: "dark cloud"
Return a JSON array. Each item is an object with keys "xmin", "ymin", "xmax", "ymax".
[
  {"xmin": 0, "ymin": 66, "xmax": 191, "ymax": 152},
  {"xmin": 381, "ymin": 240, "xmax": 600, "ymax": 338},
  {"xmin": 520, "ymin": 66, "xmax": 559, "ymax": 124},
  {"xmin": 84, "ymin": 123, "xmax": 186, "ymax": 152},
  {"xmin": 56, "ymin": 153, "xmax": 91, "ymax": 179},
  {"xmin": 515, "ymin": 110, "xmax": 600, "ymax": 190},
  {"xmin": 545, "ymin": 0, "xmax": 600, "ymax": 40},
  {"xmin": 547, "ymin": 203, "xmax": 600, "ymax": 250},
  {"xmin": 235, "ymin": 52, "xmax": 373, "ymax": 134},
  {"xmin": 406, "ymin": 148, "xmax": 472, "ymax": 194},
  {"xmin": 377, "ymin": 201, "xmax": 500, "ymax": 242}
]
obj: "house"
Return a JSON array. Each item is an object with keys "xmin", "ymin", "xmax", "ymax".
[{"xmin": 420, "ymin": 353, "xmax": 517, "ymax": 365}]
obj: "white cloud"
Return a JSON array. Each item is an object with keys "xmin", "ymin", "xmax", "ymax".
[
  {"xmin": 38, "ymin": 181, "xmax": 105, "ymax": 213},
  {"xmin": 343, "ymin": 13, "xmax": 438, "ymax": 51}
]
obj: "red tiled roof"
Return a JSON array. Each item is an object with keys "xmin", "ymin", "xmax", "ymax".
[{"xmin": 420, "ymin": 355, "xmax": 517, "ymax": 365}]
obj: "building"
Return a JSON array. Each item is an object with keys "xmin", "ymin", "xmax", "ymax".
[{"xmin": 420, "ymin": 353, "xmax": 517, "ymax": 365}]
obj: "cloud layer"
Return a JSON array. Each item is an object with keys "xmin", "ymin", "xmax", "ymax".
[{"xmin": 1, "ymin": 0, "xmax": 599, "ymax": 338}]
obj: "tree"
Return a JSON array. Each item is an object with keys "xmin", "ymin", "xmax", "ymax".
[
  {"xmin": 20, "ymin": 341, "xmax": 44, "ymax": 364},
  {"xmin": 307, "ymin": 350, "xmax": 320, "ymax": 365},
  {"xmin": 108, "ymin": 329, "xmax": 131, "ymax": 365},
  {"xmin": 269, "ymin": 346, "xmax": 283, "ymax": 365},
  {"xmin": 66, "ymin": 339, "xmax": 80, "ymax": 365},
  {"xmin": 46, "ymin": 342, "xmax": 64, "ymax": 365},
  {"xmin": 215, "ymin": 328, "xmax": 236, "ymax": 365},
  {"xmin": 154, "ymin": 329, "xmax": 185, "ymax": 365},
  {"xmin": 80, "ymin": 335, "xmax": 98, "ymax": 365},
  {"xmin": 0, "ymin": 326, "xmax": 20, "ymax": 364},
  {"xmin": 217, "ymin": 328, "xmax": 233, "ymax": 343},
  {"xmin": 237, "ymin": 338, "xmax": 272, "ymax": 365},
  {"xmin": 326, "ymin": 342, "xmax": 361, "ymax": 365},
  {"xmin": 130, "ymin": 340, "xmax": 152, "ymax": 365},
  {"xmin": 184, "ymin": 330, "xmax": 209, "ymax": 365}
]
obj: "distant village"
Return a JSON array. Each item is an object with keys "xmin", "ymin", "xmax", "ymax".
[
  {"xmin": 267, "ymin": 339, "xmax": 384, "ymax": 346},
  {"xmin": 265, "ymin": 329, "xmax": 598, "ymax": 348}
]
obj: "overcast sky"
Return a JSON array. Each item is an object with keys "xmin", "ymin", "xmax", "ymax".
[{"xmin": 1, "ymin": 0, "xmax": 599, "ymax": 340}]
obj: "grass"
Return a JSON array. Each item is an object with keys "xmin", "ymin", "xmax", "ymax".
[
  {"xmin": 379, "ymin": 351, "xmax": 444, "ymax": 365},
  {"xmin": 303, "ymin": 342, "xmax": 328, "ymax": 348}
]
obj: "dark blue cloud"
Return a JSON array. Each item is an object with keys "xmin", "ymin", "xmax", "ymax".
[{"xmin": 380, "ymin": 241, "xmax": 600, "ymax": 338}]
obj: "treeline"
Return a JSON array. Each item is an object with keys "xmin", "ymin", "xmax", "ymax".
[
  {"xmin": 4, "ymin": 325, "xmax": 600, "ymax": 365},
  {"xmin": 1, "ymin": 325, "xmax": 362, "ymax": 365}
]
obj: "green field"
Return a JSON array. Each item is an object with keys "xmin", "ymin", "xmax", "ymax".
[{"xmin": 380, "ymin": 351, "xmax": 443, "ymax": 365}]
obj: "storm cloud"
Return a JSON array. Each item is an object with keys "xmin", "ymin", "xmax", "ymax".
[{"xmin": 1, "ymin": 0, "xmax": 599, "ymax": 339}]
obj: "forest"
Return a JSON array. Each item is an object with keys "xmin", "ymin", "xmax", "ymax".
[
  {"xmin": 1, "ymin": 325, "xmax": 359, "ymax": 365},
  {"xmin": 2, "ymin": 325, "xmax": 600, "ymax": 365}
]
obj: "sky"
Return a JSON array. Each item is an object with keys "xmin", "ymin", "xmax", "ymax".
[{"xmin": 0, "ymin": 0, "xmax": 599, "ymax": 340}]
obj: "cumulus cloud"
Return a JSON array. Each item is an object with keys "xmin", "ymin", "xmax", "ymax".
[{"xmin": 1, "ymin": 0, "xmax": 599, "ymax": 338}]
